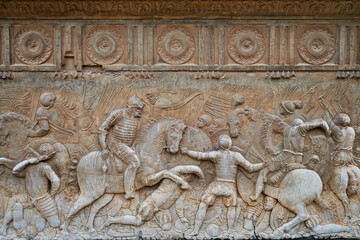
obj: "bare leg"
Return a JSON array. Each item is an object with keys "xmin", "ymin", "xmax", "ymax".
[
  {"xmin": 86, "ymin": 194, "xmax": 114, "ymax": 232},
  {"xmin": 143, "ymin": 170, "xmax": 189, "ymax": 189},
  {"xmin": 102, "ymin": 215, "xmax": 143, "ymax": 228},
  {"xmin": 189, "ymin": 202, "xmax": 209, "ymax": 236},
  {"xmin": 311, "ymin": 224, "xmax": 357, "ymax": 236},
  {"xmin": 227, "ymin": 206, "xmax": 236, "ymax": 234},
  {"xmin": 250, "ymin": 168, "xmax": 268, "ymax": 201}
]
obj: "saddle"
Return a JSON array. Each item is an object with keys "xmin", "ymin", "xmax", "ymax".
[{"xmin": 267, "ymin": 163, "xmax": 306, "ymax": 187}]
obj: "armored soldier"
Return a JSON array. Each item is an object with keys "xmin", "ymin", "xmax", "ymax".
[
  {"xmin": 250, "ymin": 118, "xmax": 330, "ymax": 201},
  {"xmin": 99, "ymin": 95, "xmax": 145, "ymax": 199},
  {"xmin": 181, "ymin": 135, "xmax": 265, "ymax": 236}
]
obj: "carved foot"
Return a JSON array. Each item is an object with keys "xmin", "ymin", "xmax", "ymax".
[
  {"xmin": 343, "ymin": 216, "xmax": 350, "ymax": 224},
  {"xmin": 273, "ymin": 228, "xmax": 285, "ymax": 236},
  {"xmin": 101, "ymin": 220, "xmax": 111, "ymax": 229},
  {"xmin": 188, "ymin": 229, "xmax": 199, "ymax": 236},
  {"xmin": 180, "ymin": 182, "xmax": 190, "ymax": 190},
  {"xmin": 249, "ymin": 195, "xmax": 257, "ymax": 201},
  {"xmin": 125, "ymin": 192, "xmax": 135, "ymax": 200}
]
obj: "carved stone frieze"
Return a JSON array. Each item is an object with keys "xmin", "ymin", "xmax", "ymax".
[
  {"xmin": 157, "ymin": 26, "xmax": 195, "ymax": 65},
  {"xmin": 227, "ymin": 26, "xmax": 265, "ymax": 65},
  {"xmin": 14, "ymin": 25, "xmax": 53, "ymax": 65},
  {"xmin": 85, "ymin": 26, "xmax": 125, "ymax": 65},
  {"xmin": 298, "ymin": 27, "xmax": 336, "ymax": 65}
]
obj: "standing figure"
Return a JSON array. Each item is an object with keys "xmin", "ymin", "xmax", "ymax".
[
  {"xmin": 251, "ymin": 118, "xmax": 330, "ymax": 201},
  {"xmin": 98, "ymin": 95, "xmax": 145, "ymax": 199},
  {"xmin": 326, "ymin": 113, "xmax": 360, "ymax": 223},
  {"xmin": 180, "ymin": 135, "xmax": 266, "ymax": 236},
  {"xmin": 0, "ymin": 143, "xmax": 61, "ymax": 228}
]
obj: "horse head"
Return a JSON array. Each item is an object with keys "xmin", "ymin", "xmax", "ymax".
[
  {"xmin": 165, "ymin": 119, "xmax": 187, "ymax": 154},
  {"xmin": 228, "ymin": 108, "xmax": 245, "ymax": 138},
  {"xmin": 0, "ymin": 127, "xmax": 9, "ymax": 146}
]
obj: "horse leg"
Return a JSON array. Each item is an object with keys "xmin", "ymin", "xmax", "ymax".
[
  {"xmin": 143, "ymin": 170, "xmax": 189, "ymax": 189},
  {"xmin": 273, "ymin": 202, "xmax": 310, "ymax": 236},
  {"xmin": 86, "ymin": 194, "xmax": 114, "ymax": 232},
  {"xmin": 329, "ymin": 168, "xmax": 351, "ymax": 223},
  {"xmin": 63, "ymin": 193, "xmax": 97, "ymax": 230}
]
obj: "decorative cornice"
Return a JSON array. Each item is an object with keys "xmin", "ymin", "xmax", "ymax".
[{"xmin": 0, "ymin": 0, "xmax": 359, "ymax": 19}]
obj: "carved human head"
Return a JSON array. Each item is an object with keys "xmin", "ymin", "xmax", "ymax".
[
  {"xmin": 216, "ymin": 134, "xmax": 232, "ymax": 150},
  {"xmin": 197, "ymin": 114, "xmax": 212, "ymax": 128},
  {"xmin": 38, "ymin": 143, "xmax": 56, "ymax": 156},
  {"xmin": 333, "ymin": 113, "xmax": 351, "ymax": 127},
  {"xmin": 292, "ymin": 118, "xmax": 304, "ymax": 126},
  {"xmin": 264, "ymin": 196, "xmax": 277, "ymax": 211},
  {"xmin": 209, "ymin": 118, "xmax": 227, "ymax": 135},
  {"xmin": 146, "ymin": 88, "xmax": 159, "ymax": 105},
  {"xmin": 39, "ymin": 93, "xmax": 56, "ymax": 108},
  {"xmin": 127, "ymin": 95, "xmax": 145, "ymax": 118},
  {"xmin": 279, "ymin": 100, "xmax": 303, "ymax": 116},
  {"xmin": 231, "ymin": 94, "xmax": 245, "ymax": 109}
]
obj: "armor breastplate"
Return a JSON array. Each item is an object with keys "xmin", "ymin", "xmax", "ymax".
[
  {"xmin": 215, "ymin": 151, "xmax": 237, "ymax": 182},
  {"xmin": 112, "ymin": 116, "xmax": 138, "ymax": 146}
]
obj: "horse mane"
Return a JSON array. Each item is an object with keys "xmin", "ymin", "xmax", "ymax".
[
  {"xmin": 259, "ymin": 113, "xmax": 278, "ymax": 156},
  {"xmin": 0, "ymin": 112, "xmax": 34, "ymax": 129},
  {"xmin": 136, "ymin": 117, "xmax": 185, "ymax": 143}
]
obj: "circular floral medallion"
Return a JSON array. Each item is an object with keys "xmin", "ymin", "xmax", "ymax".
[
  {"xmin": 14, "ymin": 26, "xmax": 53, "ymax": 65},
  {"xmin": 157, "ymin": 26, "xmax": 195, "ymax": 65},
  {"xmin": 228, "ymin": 26, "xmax": 265, "ymax": 65},
  {"xmin": 85, "ymin": 26, "xmax": 124, "ymax": 65},
  {"xmin": 298, "ymin": 27, "xmax": 335, "ymax": 65}
]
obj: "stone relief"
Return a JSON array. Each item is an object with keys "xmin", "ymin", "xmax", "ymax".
[
  {"xmin": 227, "ymin": 26, "xmax": 265, "ymax": 65},
  {"xmin": 85, "ymin": 26, "xmax": 125, "ymax": 65},
  {"xmin": 14, "ymin": 25, "xmax": 53, "ymax": 65},
  {"xmin": 298, "ymin": 27, "xmax": 336, "ymax": 65},
  {"xmin": 157, "ymin": 26, "xmax": 196, "ymax": 65},
  {"xmin": 0, "ymin": 75, "xmax": 360, "ymax": 239}
]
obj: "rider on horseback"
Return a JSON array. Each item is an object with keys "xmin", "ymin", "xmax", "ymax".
[
  {"xmin": 250, "ymin": 118, "xmax": 330, "ymax": 201},
  {"xmin": 99, "ymin": 95, "xmax": 145, "ymax": 200}
]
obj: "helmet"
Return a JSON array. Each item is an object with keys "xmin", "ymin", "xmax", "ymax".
[
  {"xmin": 216, "ymin": 134, "xmax": 232, "ymax": 150},
  {"xmin": 127, "ymin": 95, "xmax": 145, "ymax": 109},
  {"xmin": 39, "ymin": 93, "xmax": 56, "ymax": 108}
]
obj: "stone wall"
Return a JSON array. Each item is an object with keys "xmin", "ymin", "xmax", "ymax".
[{"xmin": 0, "ymin": 1, "xmax": 360, "ymax": 239}]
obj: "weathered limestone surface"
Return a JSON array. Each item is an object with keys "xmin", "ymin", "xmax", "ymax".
[{"xmin": 0, "ymin": 1, "xmax": 360, "ymax": 239}]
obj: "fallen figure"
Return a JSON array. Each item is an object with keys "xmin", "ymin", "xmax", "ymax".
[{"xmin": 101, "ymin": 165, "xmax": 204, "ymax": 228}]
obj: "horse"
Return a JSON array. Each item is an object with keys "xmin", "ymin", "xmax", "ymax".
[
  {"xmin": 63, "ymin": 118, "xmax": 201, "ymax": 231},
  {"xmin": 229, "ymin": 108, "xmax": 328, "ymax": 235}
]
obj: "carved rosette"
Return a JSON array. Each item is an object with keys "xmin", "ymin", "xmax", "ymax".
[
  {"xmin": 85, "ymin": 26, "xmax": 124, "ymax": 65},
  {"xmin": 14, "ymin": 25, "xmax": 53, "ymax": 65},
  {"xmin": 227, "ymin": 26, "xmax": 265, "ymax": 65},
  {"xmin": 298, "ymin": 27, "xmax": 335, "ymax": 65},
  {"xmin": 157, "ymin": 26, "xmax": 195, "ymax": 65}
]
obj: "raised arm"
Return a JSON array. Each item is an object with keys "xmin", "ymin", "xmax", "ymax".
[
  {"xmin": 0, "ymin": 157, "xmax": 17, "ymax": 170},
  {"xmin": 234, "ymin": 152, "xmax": 265, "ymax": 173},
  {"xmin": 298, "ymin": 119, "xmax": 330, "ymax": 136},
  {"xmin": 180, "ymin": 147, "xmax": 217, "ymax": 162}
]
